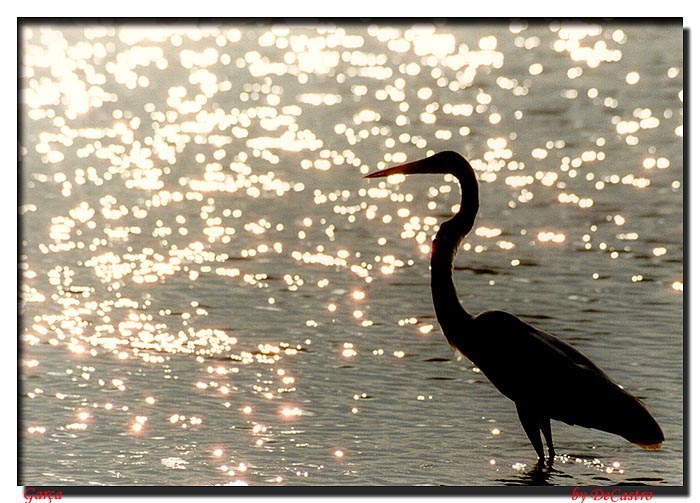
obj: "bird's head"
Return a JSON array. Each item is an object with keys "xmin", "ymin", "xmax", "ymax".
[
  {"xmin": 364, "ymin": 151, "xmax": 478, "ymax": 206},
  {"xmin": 364, "ymin": 150, "xmax": 474, "ymax": 182}
]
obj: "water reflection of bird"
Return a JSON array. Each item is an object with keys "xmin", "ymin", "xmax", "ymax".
[{"xmin": 365, "ymin": 151, "xmax": 664, "ymax": 464}]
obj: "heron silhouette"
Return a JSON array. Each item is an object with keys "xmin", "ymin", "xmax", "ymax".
[{"xmin": 365, "ymin": 151, "xmax": 664, "ymax": 463}]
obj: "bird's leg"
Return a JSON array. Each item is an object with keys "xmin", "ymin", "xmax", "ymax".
[
  {"xmin": 516, "ymin": 404, "xmax": 545, "ymax": 462},
  {"xmin": 539, "ymin": 417, "xmax": 555, "ymax": 463}
]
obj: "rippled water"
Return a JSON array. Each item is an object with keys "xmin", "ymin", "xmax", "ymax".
[{"xmin": 19, "ymin": 21, "xmax": 683, "ymax": 488}]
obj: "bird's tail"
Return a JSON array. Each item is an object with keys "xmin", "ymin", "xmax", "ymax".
[
  {"xmin": 588, "ymin": 388, "xmax": 665, "ymax": 449},
  {"xmin": 635, "ymin": 440, "xmax": 663, "ymax": 451},
  {"xmin": 555, "ymin": 377, "xmax": 664, "ymax": 449}
]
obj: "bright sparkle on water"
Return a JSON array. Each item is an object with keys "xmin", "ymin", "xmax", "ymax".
[{"xmin": 20, "ymin": 21, "xmax": 682, "ymax": 487}]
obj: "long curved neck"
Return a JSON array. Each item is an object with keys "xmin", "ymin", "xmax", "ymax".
[{"xmin": 430, "ymin": 174, "xmax": 478, "ymax": 337}]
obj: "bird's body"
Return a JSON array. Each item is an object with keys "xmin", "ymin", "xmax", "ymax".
[{"xmin": 365, "ymin": 151, "xmax": 664, "ymax": 462}]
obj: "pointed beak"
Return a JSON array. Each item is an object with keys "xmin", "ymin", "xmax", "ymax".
[{"xmin": 364, "ymin": 158, "xmax": 432, "ymax": 179}]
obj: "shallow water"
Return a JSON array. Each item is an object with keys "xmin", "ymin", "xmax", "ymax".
[{"xmin": 19, "ymin": 21, "xmax": 683, "ymax": 487}]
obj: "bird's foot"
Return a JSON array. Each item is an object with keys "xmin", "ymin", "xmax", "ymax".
[
  {"xmin": 535, "ymin": 452, "xmax": 555, "ymax": 470},
  {"xmin": 546, "ymin": 451, "xmax": 555, "ymax": 468}
]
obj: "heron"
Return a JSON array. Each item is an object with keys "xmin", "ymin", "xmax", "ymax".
[{"xmin": 365, "ymin": 150, "xmax": 664, "ymax": 463}]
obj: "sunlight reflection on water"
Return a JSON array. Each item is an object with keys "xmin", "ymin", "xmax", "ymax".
[{"xmin": 20, "ymin": 21, "xmax": 682, "ymax": 487}]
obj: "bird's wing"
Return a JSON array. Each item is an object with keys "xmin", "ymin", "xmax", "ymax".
[
  {"xmin": 470, "ymin": 311, "xmax": 664, "ymax": 447},
  {"xmin": 470, "ymin": 311, "xmax": 611, "ymax": 401},
  {"xmin": 471, "ymin": 310, "xmax": 605, "ymax": 376},
  {"xmin": 527, "ymin": 323, "xmax": 607, "ymax": 374}
]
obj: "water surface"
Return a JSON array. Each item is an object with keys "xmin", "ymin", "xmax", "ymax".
[{"xmin": 19, "ymin": 21, "xmax": 683, "ymax": 487}]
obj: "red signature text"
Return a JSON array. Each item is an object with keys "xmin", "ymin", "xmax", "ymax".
[
  {"xmin": 23, "ymin": 488, "xmax": 63, "ymax": 503},
  {"xmin": 572, "ymin": 486, "xmax": 653, "ymax": 502}
]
